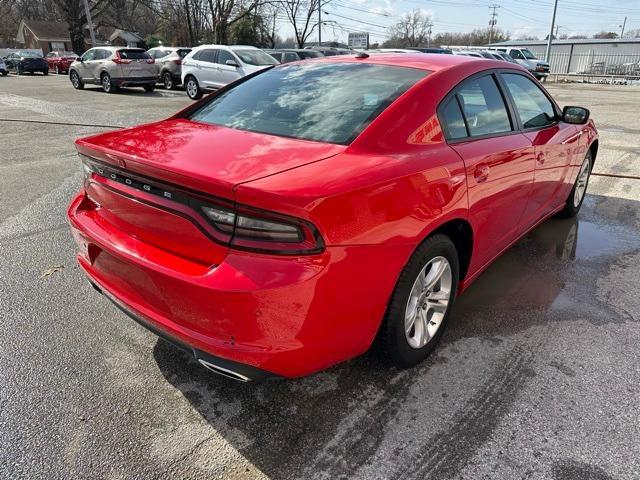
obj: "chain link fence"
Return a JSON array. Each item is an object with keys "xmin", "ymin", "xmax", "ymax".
[{"xmin": 547, "ymin": 52, "xmax": 640, "ymax": 76}]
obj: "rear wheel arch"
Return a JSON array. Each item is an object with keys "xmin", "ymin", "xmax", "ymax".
[
  {"xmin": 588, "ymin": 139, "xmax": 599, "ymax": 170},
  {"xmin": 419, "ymin": 218, "xmax": 474, "ymax": 282}
]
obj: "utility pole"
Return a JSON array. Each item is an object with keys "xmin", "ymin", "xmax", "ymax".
[
  {"xmin": 426, "ymin": 20, "xmax": 433, "ymax": 47},
  {"xmin": 488, "ymin": 4, "xmax": 499, "ymax": 45},
  {"xmin": 545, "ymin": 0, "xmax": 559, "ymax": 62},
  {"xmin": 82, "ymin": 0, "xmax": 96, "ymax": 46},
  {"xmin": 620, "ymin": 16, "xmax": 627, "ymax": 38},
  {"xmin": 318, "ymin": 1, "xmax": 322, "ymax": 47}
]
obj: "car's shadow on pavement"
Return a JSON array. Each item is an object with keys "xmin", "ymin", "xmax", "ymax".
[{"xmin": 153, "ymin": 193, "xmax": 639, "ymax": 479}]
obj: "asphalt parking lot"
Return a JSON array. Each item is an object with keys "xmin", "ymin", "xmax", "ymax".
[{"xmin": 1, "ymin": 73, "xmax": 639, "ymax": 480}]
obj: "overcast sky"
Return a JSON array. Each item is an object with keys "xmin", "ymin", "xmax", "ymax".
[{"xmin": 276, "ymin": 0, "xmax": 640, "ymax": 45}]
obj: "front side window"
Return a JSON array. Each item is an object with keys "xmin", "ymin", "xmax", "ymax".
[
  {"xmin": 217, "ymin": 50, "xmax": 236, "ymax": 65},
  {"xmin": 522, "ymin": 49, "xmax": 536, "ymax": 60},
  {"xmin": 456, "ymin": 75, "xmax": 512, "ymax": 137},
  {"xmin": 510, "ymin": 50, "xmax": 524, "ymax": 60},
  {"xmin": 189, "ymin": 62, "xmax": 427, "ymax": 145},
  {"xmin": 81, "ymin": 50, "xmax": 95, "ymax": 62},
  {"xmin": 232, "ymin": 49, "xmax": 278, "ymax": 66},
  {"xmin": 502, "ymin": 73, "xmax": 556, "ymax": 129}
]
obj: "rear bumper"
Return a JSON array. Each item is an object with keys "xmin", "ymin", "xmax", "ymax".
[
  {"xmin": 67, "ymin": 192, "xmax": 412, "ymax": 378},
  {"xmin": 88, "ymin": 275, "xmax": 276, "ymax": 381},
  {"xmin": 112, "ymin": 76, "xmax": 157, "ymax": 86}
]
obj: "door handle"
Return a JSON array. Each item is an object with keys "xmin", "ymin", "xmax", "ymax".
[
  {"xmin": 536, "ymin": 152, "xmax": 545, "ymax": 165},
  {"xmin": 474, "ymin": 165, "xmax": 490, "ymax": 183}
]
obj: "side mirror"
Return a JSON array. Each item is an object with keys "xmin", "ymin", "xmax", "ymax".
[
  {"xmin": 562, "ymin": 106, "xmax": 590, "ymax": 125},
  {"xmin": 225, "ymin": 59, "xmax": 239, "ymax": 68}
]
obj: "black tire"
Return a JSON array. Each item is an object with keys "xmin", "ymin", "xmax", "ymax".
[
  {"xmin": 379, "ymin": 234, "xmax": 459, "ymax": 368},
  {"xmin": 185, "ymin": 75, "xmax": 202, "ymax": 100},
  {"xmin": 70, "ymin": 70, "xmax": 84, "ymax": 89},
  {"xmin": 1, "ymin": 71, "xmax": 7, "ymax": 77},
  {"xmin": 162, "ymin": 71, "xmax": 175, "ymax": 90},
  {"xmin": 101, "ymin": 72, "xmax": 118, "ymax": 93},
  {"xmin": 43, "ymin": 69, "xmax": 49, "ymax": 76},
  {"xmin": 143, "ymin": 83, "xmax": 156, "ymax": 92},
  {"xmin": 557, "ymin": 150, "xmax": 592, "ymax": 218}
]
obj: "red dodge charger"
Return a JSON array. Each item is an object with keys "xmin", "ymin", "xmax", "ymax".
[{"xmin": 68, "ymin": 53, "xmax": 597, "ymax": 381}]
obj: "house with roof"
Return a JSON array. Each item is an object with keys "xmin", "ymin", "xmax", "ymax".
[
  {"xmin": 15, "ymin": 19, "xmax": 75, "ymax": 54},
  {"xmin": 15, "ymin": 19, "xmax": 145, "ymax": 55}
]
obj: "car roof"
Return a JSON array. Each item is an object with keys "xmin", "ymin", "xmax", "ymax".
[{"xmin": 305, "ymin": 52, "xmax": 506, "ymax": 73}]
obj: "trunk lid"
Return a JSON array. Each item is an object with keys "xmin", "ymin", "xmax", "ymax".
[
  {"xmin": 76, "ymin": 118, "xmax": 345, "ymax": 198},
  {"xmin": 75, "ymin": 119, "xmax": 343, "ymax": 267}
]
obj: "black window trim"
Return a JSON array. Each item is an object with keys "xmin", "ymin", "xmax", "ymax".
[
  {"xmin": 437, "ymin": 70, "xmax": 520, "ymax": 144},
  {"xmin": 495, "ymin": 70, "xmax": 562, "ymax": 133},
  {"xmin": 437, "ymin": 68, "xmax": 563, "ymax": 145}
]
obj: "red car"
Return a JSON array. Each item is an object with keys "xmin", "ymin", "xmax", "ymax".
[
  {"xmin": 68, "ymin": 54, "xmax": 597, "ymax": 381},
  {"xmin": 46, "ymin": 50, "xmax": 78, "ymax": 74}
]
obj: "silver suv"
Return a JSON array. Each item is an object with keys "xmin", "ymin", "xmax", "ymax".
[
  {"xmin": 147, "ymin": 47, "xmax": 191, "ymax": 90},
  {"xmin": 69, "ymin": 47, "xmax": 158, "ymax": 93}
]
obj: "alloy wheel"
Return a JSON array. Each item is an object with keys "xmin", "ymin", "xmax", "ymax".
[
  {"xmin": 573, "ymin": 155, "xmax": 591, "ymax": 207},
  {"xmin": 163, "ymin": 73, "xmax": 173, "ymax": 90},
  {"xmin": 404, "ymin": 256, "xmax": 452, "ymax": 349},
  {"xmin": 71, "ymin": 72, "xmax": 79, "ymax": 88},
  {"xmin": 102, "ymin": 74, "xmax": 111, "ymax": 93},
  {"xmin": 186, "ymin": 79, "xmax": 198, "ymax": 98}
]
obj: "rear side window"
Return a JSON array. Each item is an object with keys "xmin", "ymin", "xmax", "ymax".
[
  {"xmin": 501, "ymin": 73, "xmax": 556, "ymax": 129},
  {"xmin": 456, "ymin": 75, "xmax": 512, "ymax": 137},
  {"xmin": 177, "ymin": 49, "xmax": 191, "ymax": 58},
  {"xmin": 269, "ymin": 52, "xmax": 282, "ymax": 62},
  {"xmin": 189, "ymin": 62, "xmax": 427, "ymax": 145},
  {"xmin": 197, "ymin": 49, "xmax": 217, "ymax": 63},
  {"xmin": 439, "ymin": 97, "xmax": 468, "ymax": 140},
  {"xmin": 118, "ymin": 49, "xmax": 151, "ymax": 60}
]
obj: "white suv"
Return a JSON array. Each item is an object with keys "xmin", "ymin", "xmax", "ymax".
[{"xmin": 181, "ymin": 45, "xmax": 278, "ymax": 100}]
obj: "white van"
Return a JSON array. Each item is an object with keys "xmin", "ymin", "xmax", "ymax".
[{"xmin": 181, "ymin": 45, "xmax": 278, "ymax": 100}]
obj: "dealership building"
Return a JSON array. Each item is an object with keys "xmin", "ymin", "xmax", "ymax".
[{"xmin": 488, "ymin": 38, "xmax": 640, "ymax": 75}]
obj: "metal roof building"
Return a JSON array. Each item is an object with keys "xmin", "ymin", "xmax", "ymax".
[{"xmin": 488, "ymin": 38, "xmax": 640, "ymax": 74}]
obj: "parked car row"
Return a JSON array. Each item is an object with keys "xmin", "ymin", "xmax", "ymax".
[{"xmin": 3, "ymin": 51, "xmax": 49, "ymax": 75}]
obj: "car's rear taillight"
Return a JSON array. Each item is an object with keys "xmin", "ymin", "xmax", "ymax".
[
  {"xmin": 172, "ymin": 59, "xmax": 182, "ymax": 65},
  {"xmin": 200, "ymin": 204, "xmax": 323, "ymax": 254},
  {"xmin": 146, "ymin": 58, "xmax": 155, "ymax": 64},
  {"xmin": 80, "ymin": 155, "xmax": 324, "ymax": 255}
]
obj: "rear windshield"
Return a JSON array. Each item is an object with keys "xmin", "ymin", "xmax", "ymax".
[
  {"xmin": 22, "ymin": 52, "xmax": 42, "ymax": 58},
  {"xmin": 177, "ymin": 49, "xmax": 191, "ymax": 58},
  {"xmin": 118, "ymin": 49, "xmax": 151, "ymax": 60},
  {"xmin": 189, "ymin": 62, "xmax": 427, "ymax": 145},
  {"xmin": 233, "ymin": 49, "xmax": 278, "ymax": 66}
]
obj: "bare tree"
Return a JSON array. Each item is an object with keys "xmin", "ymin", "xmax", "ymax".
[
  {"xmin": 386, "ymin": 9, "xmax": 432, "ymax": 47},
  {"xmin": 280, "ymin": 0, "xmax": 324, "ymax": 48}
]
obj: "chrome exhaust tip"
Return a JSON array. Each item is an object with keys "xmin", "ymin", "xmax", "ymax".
[{"xmin": 198, "ymin": 359, "xmax": 251, "ymax": 382}]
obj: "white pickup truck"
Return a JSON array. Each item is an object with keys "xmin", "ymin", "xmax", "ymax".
[{"xmin": 491, "ymin": 47, "xmax": 550, "ymax": 80}]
